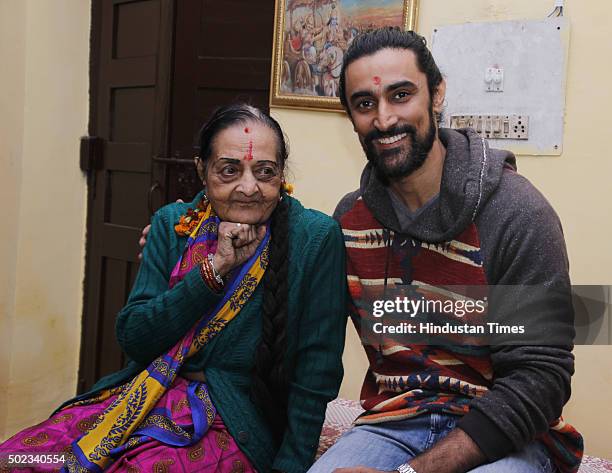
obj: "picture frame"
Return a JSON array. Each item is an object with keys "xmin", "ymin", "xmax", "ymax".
[{"xmin": 270, "ymin": 0, "xmax": 419, "ymax": 112}]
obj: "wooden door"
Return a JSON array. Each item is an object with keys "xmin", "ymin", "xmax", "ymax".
[
  {"xmin": 79, "ymin": 0, "xmax": 274, "ymax": 393},
  {"xmin": 160, "ymin": 0, "xmax": 275, "ymax": 202},
  {"xmin": 78, "ymin": 0, "xmax": 174, "ymax": 393}
]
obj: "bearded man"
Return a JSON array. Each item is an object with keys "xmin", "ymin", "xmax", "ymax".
[{"xmin": 309, "ymin": 27, "xmax": 583, "ymax": 473}]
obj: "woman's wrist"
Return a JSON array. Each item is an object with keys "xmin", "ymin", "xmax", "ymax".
[
  {"xmin": 207, "ymin": 254, "xmax": 225, "ymax": 284},
  {"xmin": 211, "ymin": 253, "xmax": 231, "ymax": 277},
  {"xmin": 199, "ymin": 258, "xmax": 224, "ymax": 293}
]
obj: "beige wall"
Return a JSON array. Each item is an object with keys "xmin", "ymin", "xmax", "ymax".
[
  {"xmin": 0, "ymin": 0, "xmax": 90, "ymax": 440},
  {"xmin": 1, "ymin": 0, "xmax": 609, "ymax": 461},
  {"xmin": 272, "ymin": 0, "xmax": 612, "ymax": 459},
  {"xmin": 0, "ymin": 0, "xmax": 27, "ymax": 438}
]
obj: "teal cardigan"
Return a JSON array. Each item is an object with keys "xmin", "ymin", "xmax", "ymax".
[{"xmin": 88, "ymin": 193, "xmax": 347, "ymax": 473}]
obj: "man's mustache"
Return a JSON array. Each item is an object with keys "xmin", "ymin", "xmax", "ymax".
[{"xmin": 364, "ymin": 124, "xmax": 418, "ymax": 147}]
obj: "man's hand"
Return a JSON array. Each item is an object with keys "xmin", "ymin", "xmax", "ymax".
[
  {"xmin": 332, "ymin": 429, "xmax": 485, "ymax": 473},
  {"xmin": 137, "ymin": 224, "xmax": 151, "ymax": 260},
  {"xmin": 213, "ymin": 222, "xmax": 267, "ymax": 276},
  {"xmin": 333, "ymin": 468, "xmax": 395, "ymax": 473},
  {"xmin": 408, "ymin": 428, "xmax": 485, "ymax": 473},
  {"xmin": 138, "ymin": 199, "xmax": 183, "ymax": 260}
]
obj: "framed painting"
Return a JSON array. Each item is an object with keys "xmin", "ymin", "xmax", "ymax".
[{"xmin": 270, "ymin": 0, "xmax": 419, "ymax": 112}]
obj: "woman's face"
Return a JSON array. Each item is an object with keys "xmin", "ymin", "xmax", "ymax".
[{"xmin": 203, "ymin": 121, "xmax": 283, "ymax": 224}]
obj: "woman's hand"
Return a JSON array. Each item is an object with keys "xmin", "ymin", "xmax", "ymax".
[{"xmin": 213, "ymin": 222, "xmax": 267, "ymax": 277}]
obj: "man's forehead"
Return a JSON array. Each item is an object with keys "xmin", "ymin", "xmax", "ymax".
[{"xmin": 345, "ymin": 48, "xmax": 422, "ymax": 87}]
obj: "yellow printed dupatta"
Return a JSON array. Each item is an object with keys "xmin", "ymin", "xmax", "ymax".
[{"xmin": 63, "ymin": 203, "xmax": 270, "ymax": 472}]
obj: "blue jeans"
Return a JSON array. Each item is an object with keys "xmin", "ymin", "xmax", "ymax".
[{"xmin": 309, "ymin": 413, "xmax": 555, "ymax": 473}]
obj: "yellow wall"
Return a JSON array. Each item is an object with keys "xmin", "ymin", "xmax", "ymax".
[
  {"xmin": 0, "ymin": 0, "xmax": 90, "ymax": 440},
  {"xmin": 1, "ymin": 0, "xmax": 609, "ymax": 461},
  {"xmin": 0, "ymin": 0, "xmax": 27, "ymax": 438},
  {"xmin": 272, "ymin": 0, "xmax": 612, "ymax": 459}
]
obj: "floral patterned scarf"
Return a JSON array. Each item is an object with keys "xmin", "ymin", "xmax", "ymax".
[{"xmin": 64, "ymin": 201, "xmax": 270, "ymax": 472}]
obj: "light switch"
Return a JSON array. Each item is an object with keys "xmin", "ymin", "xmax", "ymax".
[{"xmin": 485, "ymin": 67, "xmax": 504, "ymax": 92}]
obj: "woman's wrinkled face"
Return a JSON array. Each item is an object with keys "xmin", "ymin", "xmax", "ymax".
[{"xmin": 202, "ymin": 121, "xmax": 282, "ymax": 224}]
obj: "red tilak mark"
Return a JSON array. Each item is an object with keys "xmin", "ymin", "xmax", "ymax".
[
  {"xmin": 373, "ymin": 76, "xmax": 381, "ymax": 85},
  {"xmin": 244, "ymin": 127, "xmax": 250, "ymax": 133},
  {"xmin": 244, "ymin": 140, "xmax": 254, "ymax": 161}
]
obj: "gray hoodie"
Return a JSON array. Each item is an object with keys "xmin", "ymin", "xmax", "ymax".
[{"xmin": 334, "ymin": 128, "xmax": 579, "ymax": 462}]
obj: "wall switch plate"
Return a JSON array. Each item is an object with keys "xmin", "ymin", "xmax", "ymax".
[
  {"xmin": 432, "ymin": 18, "xmax": 569, "ymax": 155},
  {"xmin": 450, "ymin": 114, "xmax": 529, "ymax": 140}
]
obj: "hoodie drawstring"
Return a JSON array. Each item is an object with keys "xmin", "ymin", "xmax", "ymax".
[{"xmin": 376, "ymin": 229, "xmax": 392, "ymax": 366}]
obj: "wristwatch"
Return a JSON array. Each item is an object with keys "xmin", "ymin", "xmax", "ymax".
[{"xmin": 396, "ymin": 463, "xmax": 418, "ymax": 473}]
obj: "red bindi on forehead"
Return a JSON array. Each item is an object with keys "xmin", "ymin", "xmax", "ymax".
[
  {"xmin": 373, "ymin": 76, "xmax": 381, "ymax": 85},
  {"xmin": 244, "ymin": 140, "xmax": 254, "ymax": 161},
  {"xmin": 244, "ymin": 127, "xmax": 250, "ymax": 134}
]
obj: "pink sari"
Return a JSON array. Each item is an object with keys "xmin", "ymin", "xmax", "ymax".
[
  {"xmin": 0, "ymin": 202, "xmax": 263, "ymax": 472},
  {"xmin": 0, "ymin": 378, "xmax": 253, "ymax": 472}
]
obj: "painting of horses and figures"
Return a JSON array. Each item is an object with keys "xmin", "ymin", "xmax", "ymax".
[{"xmin": 270, "ymin": 0, "xmax": 419, "ymax": 111}]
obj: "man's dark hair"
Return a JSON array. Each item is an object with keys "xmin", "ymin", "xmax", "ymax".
[{"xmin": 339, "ymin": 27, "xmax": 443, "ymax": 114}]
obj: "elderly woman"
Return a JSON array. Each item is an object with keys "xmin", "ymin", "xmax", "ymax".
[{"xmin": 0, "ymin": 104, "xmax": 347, "ymax": 472}]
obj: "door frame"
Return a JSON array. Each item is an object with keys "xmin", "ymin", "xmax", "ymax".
[{"xmin": 77, "ymin": 0, "xmax": 176, "ymax": 394}]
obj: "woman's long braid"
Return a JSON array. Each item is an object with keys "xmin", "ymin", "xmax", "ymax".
[
  {"xmin": 251, "ymin": 194, "xmax": 290, "ymax": 443},
  {"xmin": 196, "ymin": 103, "xmax": 292, "ymax": 442}
]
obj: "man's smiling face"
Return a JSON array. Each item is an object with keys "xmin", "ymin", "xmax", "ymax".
[{"xmin": 344, "ymin": 48, "xmax": 444, "ymax": 182}]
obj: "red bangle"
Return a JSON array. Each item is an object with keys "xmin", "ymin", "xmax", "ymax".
[{"xmin": 199, "ymin": 260, "xmax": 223, "ymax": 293}]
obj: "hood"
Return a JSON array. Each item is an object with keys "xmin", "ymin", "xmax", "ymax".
[{"xmin": 360, "ymin": 128, "xmax": 516, "ymax": 243}]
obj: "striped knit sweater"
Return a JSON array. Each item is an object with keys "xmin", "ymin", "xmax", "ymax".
[{"xmin": 334, "ymin": 128, "xmax": 583, "ymax": 472}]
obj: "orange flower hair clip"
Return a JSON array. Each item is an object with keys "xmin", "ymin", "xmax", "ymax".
[
  {"xmin": 174, "ymin": 198, "xmax": 208, "ymax": 236},
  {"xmin": 282, "ymin": 181, "xmax": 294, "ymax": 195}
]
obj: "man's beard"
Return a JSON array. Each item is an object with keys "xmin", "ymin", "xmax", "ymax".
[{"xmin": 363, "ymin": 105, "xmax": 436, "ymax": 184}]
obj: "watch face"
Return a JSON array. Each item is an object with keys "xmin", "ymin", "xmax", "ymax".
[{"xmin": 396, "ymin": 464, "xmax": 415, "ymax": 473}]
